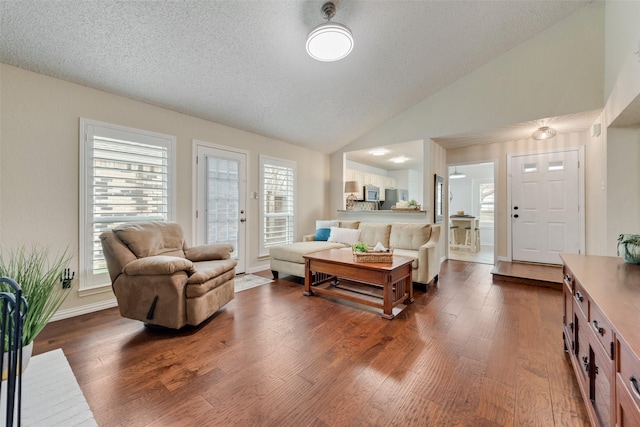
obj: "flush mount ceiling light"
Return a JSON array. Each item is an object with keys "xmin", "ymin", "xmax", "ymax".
[
  {"xmin": 532, "ymin": 126, "xmax": 557, "ymax": 140},
  {"xmin": 449, "ymin": 167, "xmax": 466, "ymax": 179},
  {"xmin": 370, "ymin": 148, "xmax": 389, "ymax": 156},
  {"xmin": 306, "ymin": 2, "xmax": 354, "ymax": 62}
]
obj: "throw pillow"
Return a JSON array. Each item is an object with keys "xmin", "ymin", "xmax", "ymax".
[
  {"xmin": 328, "ymin": 226, "xmax": 361, "ymax": 245},
  {"xmin": 315, "ymin": 219, "xmax": 338, "ymax": 241}
]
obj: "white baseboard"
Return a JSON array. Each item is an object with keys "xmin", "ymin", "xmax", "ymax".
[
  {"xmin": 497, "ymin": 256, "xmax": 511, "ymax": 262},
  {"xmin": 51, "ymin": 298, "xmax": 118, "ymax": 322}
]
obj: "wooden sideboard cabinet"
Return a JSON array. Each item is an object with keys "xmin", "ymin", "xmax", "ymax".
[{"xmin": 561, "ymin": 254, "xmax": 640, "ymax": 427}]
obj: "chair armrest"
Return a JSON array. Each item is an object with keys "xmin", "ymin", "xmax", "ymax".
[
  {"xmin": 185, "ymin": 244, "xmax": 234, "ymax": 261},
  {"xmin": 303, "ymin": 234, "xmax": 316, "ymax": 242},
  {"xmin": 122, "ymin": 256, "xmax": 194, "ymax": 276}
]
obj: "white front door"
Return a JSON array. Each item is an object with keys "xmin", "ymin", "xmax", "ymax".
[
  {"xmin": 510, "ymin": 149, "xmax": 581, "ymax": 264},
  {"xmin": 195, "ymin": 143, "xmax": 247, "ymax": 273}
]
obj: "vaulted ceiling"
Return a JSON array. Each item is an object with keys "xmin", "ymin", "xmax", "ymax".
[{"xmin": 0, "ymin": 1, "xmax": 591, "ymax": 154}]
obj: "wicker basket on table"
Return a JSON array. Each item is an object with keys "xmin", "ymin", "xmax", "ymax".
[{"xmin": 352, "ymin": 249, "xmax": 393, "ymax": 264}]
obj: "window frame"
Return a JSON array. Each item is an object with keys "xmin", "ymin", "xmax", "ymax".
[
  {"xmin": 259, "ymin": 155, "xmax": 296, "ymax": 257},
  {"xmin": 79, "ymin": 118, "xmax": 176, "ymax": 293}
]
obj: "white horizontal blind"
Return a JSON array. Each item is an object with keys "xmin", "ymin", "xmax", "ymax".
[
  {"xmin": 80, "ymin": 119, "xmax": 175, "ymax": 290},
  {"xmin": 260, "ymin": 156, "xmax": 296, "ymax": 255}
]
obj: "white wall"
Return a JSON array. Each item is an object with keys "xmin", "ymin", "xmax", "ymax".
[
  {"xmin": 606, "ymin": 128, "xmax": 640, "ymax": 255},
  {"xmin": 330, "ymin": 2, "xmax": 604, "ymax": 216},
  {"xmin": 0, "ymin": 64, "xmax": 330, "ymax": 315}
]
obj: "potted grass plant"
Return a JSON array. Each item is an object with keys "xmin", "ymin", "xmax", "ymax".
[{"xmin": 0, "ymin": 245, "xmax": 72, "ymax": 375}]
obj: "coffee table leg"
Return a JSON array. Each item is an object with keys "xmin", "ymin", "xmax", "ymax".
[
  {"xmin": 381, "ymin": 273, "xmax": 394, "ymax": 320},
  {"xmin": 304, "ymin": 259, "xmax": 313, "ymax": 296}
]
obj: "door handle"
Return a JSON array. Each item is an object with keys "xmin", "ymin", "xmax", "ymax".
[{"xmin": 240, "ymin": 218, "xmax": 246, "ymax": 223}]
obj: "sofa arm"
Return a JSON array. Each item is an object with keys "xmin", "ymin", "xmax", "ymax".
[
  {"xmin": 416, "ymin": 225, "xmax": 441, "ymax": 285},
  {"xmin": 185, "ymin": 244, "xmax": 234, "ymax": 261},
  {"xmin": 123, "ymin": 256, "xmax": 194, "ymax": 276}
]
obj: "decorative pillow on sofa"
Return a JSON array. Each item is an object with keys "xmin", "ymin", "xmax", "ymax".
[
  {"xmin": 328, "ymin": 226, "xmax": 361, "ymax": 245},
  {"xmin": 315, "ymin": 220, "xmax": 338, "ymax": 241}
]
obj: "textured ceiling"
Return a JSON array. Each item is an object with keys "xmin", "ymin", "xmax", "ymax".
[{"xmin": 0, "ymin": 1, "xmax": 591, "ymax": 154}]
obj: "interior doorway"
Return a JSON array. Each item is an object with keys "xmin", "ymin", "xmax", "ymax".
[
  {"xmin": 508, "ymin": 149, "xmax": 583, "ymax": 264},
  {"xmin": 447, "ymin": 162, "xmax": 496, "ymax": 265}
]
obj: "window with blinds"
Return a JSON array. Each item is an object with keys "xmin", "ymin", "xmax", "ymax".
[
  {"xmin": 260, "ymin": 156, "xmax": 296, "ymax": 256},
  {"xmin": 80, "ymin": 119, "xmax": 176, "ymax": 291}
]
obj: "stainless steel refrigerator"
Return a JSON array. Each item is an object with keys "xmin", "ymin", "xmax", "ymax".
[{"xmin": 380, "ymin": 188, "xmax": 409, "ymax": 209}]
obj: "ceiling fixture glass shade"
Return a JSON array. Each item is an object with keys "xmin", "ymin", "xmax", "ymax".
[
  {"xmin": 306, "ymin": 2, "xmax": 354, "ymax": 62},
  {"xmin": 532, "ymin": 126, "xmax": 557, "ymax": 140},
  {"xmin": 449, "ymin": 168, "xmax": 466, "ymax": 179}
]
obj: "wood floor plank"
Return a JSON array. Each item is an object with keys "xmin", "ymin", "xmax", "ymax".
[{"xmin": 32, "ymin": 260, "xmax": 589, "ymax": 426}]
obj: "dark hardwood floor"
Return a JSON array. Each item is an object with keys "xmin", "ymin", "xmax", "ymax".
[{"xmin": 34, "ymin": 260, "xmax": 589, "ymax": 426}]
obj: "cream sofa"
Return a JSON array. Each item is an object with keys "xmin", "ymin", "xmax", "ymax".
[{"xmin": 269, "ymin": 221, "xmax": 441, "ymax": 287}]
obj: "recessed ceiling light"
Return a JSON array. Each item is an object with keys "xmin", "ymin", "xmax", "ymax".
[
  {"xmin": 390, "ymin": 156, "xmax": 407, "ymax": 164},
  {"xmin": 370, "ymin": 149, "xmax": 389, "ymax": 156}
]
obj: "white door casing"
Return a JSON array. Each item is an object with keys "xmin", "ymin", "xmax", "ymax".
[
  {"xmin": 194, "ymin": 142, "xmax": 247, "ymax": 273},
  {"xmin": 509, "ymin": 149, "xmax": 583, "ymax": 265}
]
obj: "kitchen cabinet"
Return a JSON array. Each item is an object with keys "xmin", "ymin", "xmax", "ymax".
[
  {"xmin": 561, "ymin": 254, "xmax": 640, "ymax": 427},
  {"xmin": 345, "ymin": 169, "xmax": 392, "ymax": 201}
]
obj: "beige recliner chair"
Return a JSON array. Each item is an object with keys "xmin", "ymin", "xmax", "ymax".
[{"xmin": 100, "ymin": 221, "xmax": 236, "ymax": 329}]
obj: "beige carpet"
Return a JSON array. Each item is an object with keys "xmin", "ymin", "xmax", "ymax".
[
  {"xmin": 1, "ymin": 348, "xmax": 97, "ymax": 426},
  {"xmin": 234, "ymin": 274, "xmax": 273, "ymax": 292}
]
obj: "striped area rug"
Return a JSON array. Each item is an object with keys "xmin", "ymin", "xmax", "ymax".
[{"xmin": 1, "ymin": 348, "xmax": 97, "ymax": 426}]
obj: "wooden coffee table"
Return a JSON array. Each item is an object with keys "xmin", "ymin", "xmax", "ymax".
[{"xmin": 303, "ymin": 249, "xmax": 414, "ymax": 319}]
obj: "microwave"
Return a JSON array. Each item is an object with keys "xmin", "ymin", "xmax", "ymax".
[{"xmin": 364, "ymin": 186, "xmax": 380, "ymax": 202}]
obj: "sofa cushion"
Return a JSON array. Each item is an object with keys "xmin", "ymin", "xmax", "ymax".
[
  {"xmin": 315, "ymin": 220, "xmax": 338, "ymax": 241},
  {"xmin": 113, "ymin": 221, "xmax": 186, "ymax": 258},
  {"xmin": 358, "ymin": 223, "xmax": 391, "ymax": 248},
  {"xmin": 393, "ymin": 248, "xmax": 419, "ymax": 269},
  {"xmin": 270, "ymin": 241, "xmax": 346, "ymax": 264},
  {"xmin": 328, "ymin": 227, "xmax": 361, "ymax": 245},
  {"xmin": 338, "ymin": 220, "xmax": 360, "ymax": 229},
  {"xmin": 390, "ymin": 223, "xmax": 432, "ymax": 250}
]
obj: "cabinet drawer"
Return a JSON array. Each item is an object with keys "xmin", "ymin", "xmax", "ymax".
[
  {"xmin": 563, "ymin": 265, "xmax": 574, "ymax": 292},
  {"xmin": 575, "ymin": 300, "xmax": 590, "ymax": 386},
  {"xmin": 590, "ymin": 303, "xmax": 614, "ymax": 359},
  {"xmin": 574, "ymin": 278, "xmax": 589, "ymax": 319},
  {"xmin": 617, "ymin": 373, "xmax": 640, "ymax": 426},
  {"xmin": 617, "ymin": 338, "xmax": 640, "ymax": 411}
]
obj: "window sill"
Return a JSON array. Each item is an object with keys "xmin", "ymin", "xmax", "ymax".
[{"xmin": 77, "ymin": 283, "xmax": 113, "ymax": 298}]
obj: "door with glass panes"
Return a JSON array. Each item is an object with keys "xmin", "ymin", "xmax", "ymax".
[{"xmin": 195, "ymin": 143, "xmax": 247, "ymax": 273}]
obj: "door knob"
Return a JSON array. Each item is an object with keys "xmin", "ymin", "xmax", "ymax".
[{"xmin": 513, "ymin": 214, "xmax": 519, "ymax": 218}]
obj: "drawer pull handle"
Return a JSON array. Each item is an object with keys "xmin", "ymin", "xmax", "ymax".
[
  {"xmin": 630, "ymin": 376, "xmax": 640, "ymax": 400},
  {"xmin": 582, "ymin": 355, "xmax": 589, "ymax": 372},
  {"xmin": 564, "ymin": 274, "xmax": 571, "ymax": 282},
  {"xmin": 575, "ymin": 291, "xmax": 584, "ymax": 302},
  {"xmin": 592, "ymin": 320, "xmax": 604, "ymax": 335}
]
